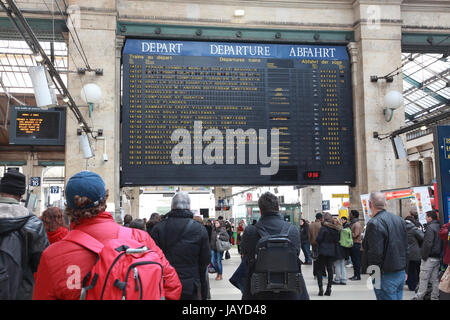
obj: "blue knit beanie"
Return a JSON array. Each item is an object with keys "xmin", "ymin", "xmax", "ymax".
[{"xmin": 65, "ymin": 171, "xmax": 106, "ymax": 209}]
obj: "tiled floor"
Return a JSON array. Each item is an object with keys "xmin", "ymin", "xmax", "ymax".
[{"xmin": 208, "ymin": 247, "xmax": 416, "ymax": 300}]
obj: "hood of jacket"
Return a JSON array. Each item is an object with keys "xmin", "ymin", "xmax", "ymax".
[
  {"xmin": 0, "ymin": 199, "xmax": 29, "ymax": 218},
  {"xmin": 0, "ymin": 200, "xmax": 32, "ymax": 235},
  {"xmin": 0, "ymin": 215, "xmax": 31, "ymax": 236},
  {"xmin": 323, "ymin": 221, "xmax": 342, "ymax": 231},
  {"xmin": 47, "ymin": 226, "xmax": 69, "ymax": 244},
  {"xmin": 405, "ymin": 219, "xmax": 417, "ymax": 230}
]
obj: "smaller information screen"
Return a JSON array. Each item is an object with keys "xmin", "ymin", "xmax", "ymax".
[
  {"xmin": 15, "ymin": 111, "xmax": 59, "ymax": 139},
  {"xmin": 9, "ymin": 106, "xmax": 65, "ymax": 146}
]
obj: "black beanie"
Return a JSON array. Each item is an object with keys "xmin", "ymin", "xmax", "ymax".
[{"xmin": 0, "ymin": 172, "xmax": 26, "ymax": 196}]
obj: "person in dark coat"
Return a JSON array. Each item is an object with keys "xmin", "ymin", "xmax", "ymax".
[
  {"xmin": 123, "ymin": 214, "xmax": 133, "ymax": 227},
  {"xmin": 405, "ymin": 216, "xmax": 424, "ymax": 291},
  {"xmin": 205, "ymin": 219, "xmax": 213, "ymax": 242},
  {"xmin": 309, "ymin": 213, "xmax": 325, "ymax": 278},
  {"xmin": 236, "ymin": 219, "xmax": 246, "ymax": 254},
  {"xmin": 300, "ymin": 219, "xmax": 312, "ymax": 264},
  {"xmin": 146, "ymin": 212, "xmax": 161, "ymax": 234},
  {"xmin": 0, "ymin": 171, "xmax": 49, "ymax": 300},
  {"xmin": 412, "ymin": 210, "xmax": 443, "ymax": 300},
  {"xmin": 349, "ymin": 210, "xmax": 363, "ymax": 281},
  {"xmin": 224, "ymin": 220, "xmax": 233, "ymax": 259},
  {"xmin": 363, "ymin": 192, "xmax": 408, "ymax": 300},
  {"xmin": 241, "ymin": 192, "xmax": 309, "ymax": 300},
  {"xmin": 315, "ymin": 212, "xmax": 341, "ymax": 296},
  {"xmin": 129, "ymin": 218, "xmax": 146, "ymax": 231},
  {"xmin": 210, "ymin": 219, "xmax": 229, "ymax": 281},
  {"xmin": 151, "ymin": 192, "xmax": 211, "ymax": 300}
]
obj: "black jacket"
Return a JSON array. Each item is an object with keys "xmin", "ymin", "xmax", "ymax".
[
  {"xmin": 210, "ymin": 226, "xmax": 229, "ymax": 251},
  {"xmin": 300, "ymin": 223, "xmax": 310, "ymax": 245},
  {"xmin": 405, "ymin": 219, "xmax": 424, "ymax": 261},
  {"xmin": 421, "ymin": 220, "xmax": 442, "ymax": 260},
  {"xmin": 150, "ymin": 209, "xmax": 211, "ymax": 299},
  {"xmin": 316, "ymin": 222, "xmax": 340, "ymax": 258},
  {"xmin": 241, "ymin": 212, "xmax": 309, "ymax": 300},
  {"xmin": 205, "ymin": 224, "xmax": 212, "ymax": 242},
  {"xmin": 363, "ymin": 210, "xmax": 408, "ymax": 273},
  {"xmin": 0, "ymin": 214, "xmax": 49, "ymax": 299}
]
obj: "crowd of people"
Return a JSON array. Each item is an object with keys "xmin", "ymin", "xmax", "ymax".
[
  {"xmin": 0, "ymin": 169, "xmax": 449, "ymax": 300},
  {"xmin": 303, "ymin": 209, "xmax": 361, "ymax": 296}
]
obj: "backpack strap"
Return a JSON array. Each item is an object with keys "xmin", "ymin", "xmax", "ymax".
[
  {"xmin": 64, "ymin": 230, "xmax": 104, "ymax": 255},
  {"xmin": 279, "ymin": 223, "xmax": 292, "ymax": 237},
  {"xmin": 118, "ymin": 226, "xmax": 132, "ymax": 240},
  {"xmin": 255, "ymin": 223, "xmax": 291, "ymax": 238},
  {"xmin": 254, "ymin": 224, "xmax": 270, "ymax": 238}
]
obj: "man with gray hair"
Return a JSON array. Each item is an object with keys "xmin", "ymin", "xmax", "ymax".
[
  {"xmin": 363, "ymin": 191, "xmax": 408, "ymax": 300},
  {"xmin": 150, "ymin": 192, "xmax": 211, "ymax": 300}
]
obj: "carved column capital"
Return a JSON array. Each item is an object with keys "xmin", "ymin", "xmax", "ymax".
[{"xmin": 347, "ymin": 42, "xmax": 358, "ymax": 65}]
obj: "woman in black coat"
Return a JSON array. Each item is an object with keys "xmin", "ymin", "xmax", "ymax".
[
  {"xmin": 315, "ymin": 212, "xmax": 341, "ymax": 296},
  {"xmin": 405, "ymin": 216, "xmax": 424, "ymax": 291},
  {"xmin": 210, "ymin": 220, "xmax": 230, "ymax": 280}
]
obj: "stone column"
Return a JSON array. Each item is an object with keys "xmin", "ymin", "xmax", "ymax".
[
  {"xmin": 129, "ymin": 187, "xmax": 141, "ymax": 219},
  {"xmin": 22, "ymin": 153, "xmax": 43, "ymax": 215},
  {"xmin": 349, "ymin": 1, "xmax": 409, "ymax": 215},
  {"xmin": 348, "ymin": 41, "xmax": 366, "ymax": 212},
  {"xmin": 301, "ymin": 186, "xmax": 322, "ymax": 223},
  {"xmin": 65, "ymin": 2, "xmax": 118, "ymax": 214},
  {"xmin": 408, "ymin": 160, "xmax": 420, "ymax": 186},
  {"xmin": 115, "ymin": 36, "xmax": 125, "ymax": 223},
  {"xmin": 422, "ymin": 157, "xmax": 434, "ymax": 185}
]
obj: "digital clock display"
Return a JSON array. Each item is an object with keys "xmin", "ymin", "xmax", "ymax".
[{"xmin": 304, "ymin": 171, "xmax": 321, "ymax": 180}]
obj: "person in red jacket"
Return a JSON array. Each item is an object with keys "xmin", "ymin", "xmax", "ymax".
[
  {"xmin": 33, "ymin": 171, "xmax": 182, "ymax": 300},
  {"xmin": 439, "ymin": 222, "xmax": 450, "ymax": 266},
  {"xmin": 41, "ymin": 206, "xmax": 68, "ymax": 244}
]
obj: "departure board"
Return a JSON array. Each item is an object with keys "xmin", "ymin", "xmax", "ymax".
[
  {"xmin": 9, "ymin": 106, "xmax": 66, "ymax": 145},
  {"xmin": 122, "ymin": 39, "xmax": 355, "ymax": 186}
]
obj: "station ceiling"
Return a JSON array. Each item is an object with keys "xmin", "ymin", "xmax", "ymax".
[{"xmin": 402, "ymin": 52, "xmax": 450, "ymax": 124}]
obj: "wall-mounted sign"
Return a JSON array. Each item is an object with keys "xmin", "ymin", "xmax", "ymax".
[
  {"xmin": 50, "ymin": 186, "xmax": 59, "ymax": 194},
  {"xmin": 9, "ymin": 106, "xmax": 66, "ymax": 146},
  {"xmin": 332, "ymin": 193, "xmax": 349, "ymax": 198},
  {"xmin": 434, "ymin": 126, "xmax": 450, "ymax": 224},
  {"xmin": 30, "ymin": 177, "xmax": 41, "ymax": 187}
]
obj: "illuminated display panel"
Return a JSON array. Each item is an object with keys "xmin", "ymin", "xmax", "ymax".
[
  {"xmin": 121, "ymin": 39, "xmax": 355, "ymax": 186},
  {"xmin": 9, "ymin": 106, "xmax": 65, "ymax": 146}
]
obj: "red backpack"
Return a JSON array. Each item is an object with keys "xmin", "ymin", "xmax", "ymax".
[{"xmin": 64, "ymin": 227, "xmax": 165, "ymax": 300}]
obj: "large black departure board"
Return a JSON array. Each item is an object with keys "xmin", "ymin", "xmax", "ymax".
[{"xmin": 122, "ymin": 39, "xmax": 354, "ymax": 186}]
